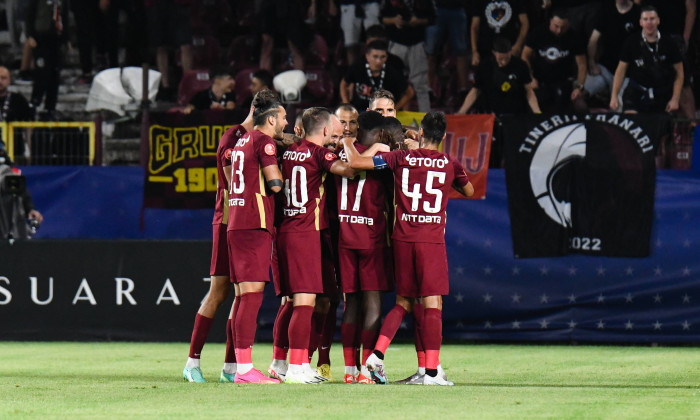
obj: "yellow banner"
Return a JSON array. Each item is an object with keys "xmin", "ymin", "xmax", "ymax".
[{"xmin": 396, "ymin": 111, "xmax": 426, "ymax": 128}]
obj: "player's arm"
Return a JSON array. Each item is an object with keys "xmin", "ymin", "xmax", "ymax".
[
  {"xmin": 360, "ymin": 142, "xmax": 390, "ymax": 157},
  {"xmin": 262, "ymin": 164, "xmax": 284, "ymax": 193},
  {"xmin": 340, "ymin": 137, "xmax": 380, "ymax": 170},
  {"xmin": 471, "ymin": 16, "xmax": 481, "ymax": 66},
  {"xmin": 685, "ymin": 0, "xmax": 696, "ymax": 46},
  {"xmin": 571, "ymin": 54, "xmax": 587, "ymax": 100},
  {"xmin": 453, "ymin": 181, "xmax": 475, "ymax": 197},
  {"xmin": 610, "ymin": 60, "xmax": 628, "ymax": 111},
  {"xmin": 452, "ymin": 160, "xmax": 474, "ymax": 197},
  {"xmin": 329, "ymin": 159, "xmax": 357, "ymax": 178},
  {"xmin": 339, "ymin": 78, "xmax": 353, "ymax": 103},
  {"xmin": 587, "ymin": 29, "xmax": 602, "ymax": 75},
  {"xmin": 276, "ymin": 133, "xmax": 302, "ymax": 149},
  {"xmin": 521, "ymin": 46, "xmax": 537, "ymax": 88},
  {"xmin": 525, "ymin": 83, "xmax": 541, "ymax": 113},
  {"xmin": 395, "ymin": 85, "xmax": 415, "ymax": 110},
  {"xmin": 513, "ymin": 13, "xmax": 529, "ymax": 57},
  {"xmin": 457, "ymin": 87, "xmax": 479, "ymax": 114},
  {"xmin": 223, "ymin": 164, "xmax": 231, "ymax": 186},
  {"xmin": 667, "ymin": 62, "xmax": 684, "ymax": 112}
]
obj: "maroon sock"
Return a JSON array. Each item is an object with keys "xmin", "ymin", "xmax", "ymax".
[
  {"xmin": 234, "ymin": 292, "xmax": 263, "ymax": 352},
  {"xmin": 273, "ymin": 301, "xmax": 293, "ymax": 351},
  {"xmin": 308, "ymin": 311, "xmax": 324, "ymax": 361},
  {"xmin": 422, "ymin": 308, "xmax": 442, "ymax": 370},
  {"xmin": 224, "ymin": 319, "xmax": 236, "ymax": 363},
  {"xmin": 375, "ymin": 305, "xmax": 407, "ymax": 354},
  {"xmin": 360, "ymin": 328, "xmax": 379, "ymax": 365},
  {"xmin": 289, "ymin": 305, "xmax": 314, "ymax": 365},
  {"xmin": 224, "ymin": 297, "xmax": 240, "ymax": 363},
  {"xmin": 318, "ymin": 304, "xmax": 337, "ymax": 365},
  {"xmin": 354, "ymin": 311, "xmax": 364, "ymax": 368},
  {"xmin": 188, "ymin": 313, "xmax": 213, "ymax": 358},
  {"xmin": 413, "ymin": 301, "xmax": 425, "ymax": 367},
  {"xmin": 341, "ymin": 321, "xmax": 357, "ymax": 367},
  {"xmin": 413, "ymin": 301, "xmax": 425, "ymax": 353}
]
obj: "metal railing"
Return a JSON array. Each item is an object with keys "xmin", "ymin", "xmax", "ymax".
[{"xmin": 2, "ymin": 121, "xmax": 97, "ymax": 165}]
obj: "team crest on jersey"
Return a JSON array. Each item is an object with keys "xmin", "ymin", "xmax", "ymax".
[
  {"xmin": 264, "ymin": 143, "xmax": 276, "ymax": 156},
  {"xmin": 224, "ymin": 148, "xmax": 234, "ymax": 160},
  {"xmin": 325, "ymin": 152, "xmax": 337, "ymax": 161}
]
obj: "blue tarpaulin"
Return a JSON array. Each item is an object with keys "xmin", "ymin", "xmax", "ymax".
[{"xmin": 17, "ymin": 166, "xmax": 700, "ymax": 342}]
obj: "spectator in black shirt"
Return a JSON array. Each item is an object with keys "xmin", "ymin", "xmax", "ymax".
[
  {"xmin": 522, "ymin": 9, "xmax": 587, "ymax": 113},
  {"xmin": 182, "ymin": 68, "xmax": 236, "ymax": 114},
  {"xmin": 0, "ymin": 66, "xmax": 35, "ymax": 163},
  {"xmin": 544, "ymin": 1, "xmax": 603, "ymax": 42},
  {"xmin": 381, "ymin": 0, "xmax": 435, "ymax": 112},
  {"xmin": 610, "ymin": 6, "xmax": 683, "ymax": 113},
  {"xmin": 241, "ymin": 69, "xmax": 274, "ymax": 112},
  {"xmin": 425, "ymin": 0, "xmax": 470, "ymax": 94},
  {"xmin": 635, "ymin": 0, "xmax": 696, "ymax": 118},
  {"xmin": 585, "ymin": 0, "xmax": 640, "ymax": 98},
  {"xmin": 471, "ymin": 0, "xmax": 529, "ymax": 68},
  {"xmin": 457, "ymin": 37, "xmax": 540, "ymax": 115},
  {"xmin": 365, "ymin": 24, "xmax": 405, "ymax": 75},
  {"xmin": 26, "ymin": 0, "xmax": 69, "ymax": 119},
  {"xmin": 339, "ymin": 40, "xmax": 415, "ymax": 112}
]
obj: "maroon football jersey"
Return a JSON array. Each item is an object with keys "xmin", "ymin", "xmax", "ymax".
[
  {"xmin": 226, "ymin": 129, "xmax": 279, "ymax": 232},
  {"xmin": 382, "ymin": 148, "xmax": 470, "ymax": 244},
  {"xmin": 279, "ymin": 139, "xmax": 340, "ymax": 233},
  {"xmin": 336, "ymin": 142, "xmax": 392, "ymax": 249},
  {"xmin": 213, "ymin": 124, "xmax": 246, "ymax": 225}
]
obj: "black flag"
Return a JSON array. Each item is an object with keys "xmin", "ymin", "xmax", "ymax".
[{"xmin": 503, "ymin": 114, "xmax": 667, "ymax": 258}]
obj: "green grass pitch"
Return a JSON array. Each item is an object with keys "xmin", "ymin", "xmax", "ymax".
[{"xmin": 2, "ymin": 342, "xmax": 700, "ymax": 419}]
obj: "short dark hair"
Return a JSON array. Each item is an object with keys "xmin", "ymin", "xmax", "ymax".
[
  {"xmin": 366, "ymin": 40, "xmax": 389, "ymax": 53},
  {"xmin": 640, "ymin": 5, "xmax": 658, "ymax": 15},
  {"xmin": 209, "ymin": 66, "xmax": 232, "ymax": 80},
  {"xmin": 492, "ymin": 37, "xmax": 512, "ymax": 53},
  {"xmin": 382, "ymin": 117, "xmax": 405, "ymax": 147},
  {"xmin": 420, "ymin": 111, "xmax": 447, "ymax": 145},
  {"xmin": 551, "ymin": 8, "xmax": 569, "ymax": 20},
  {"xmin": 358, "ymin": 110, "xmax": 385, "ymax": 132},
  {"xmin": 252, "ymin": 89, "xmax": 282, "ymax": 126},
  {"xmin": 365, "ymin": 24, "xmax": 388, "ymax": 41},
  {"xmin": 302, "ymin": 107, "xmax": 332, "ymax": 135},
  {"xmin": 252, "ymin": 69, "xmax": 274, "ymax": 89},
  {"xmin": 369, "ymin": 89, "xmax": 395, "ymax": 108},
  {"xmin": 382, "ymin": 117, "xmax": 402, "ymax": 131}
]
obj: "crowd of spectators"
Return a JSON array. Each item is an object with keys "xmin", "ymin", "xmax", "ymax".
[{"xmin": 4, "ymin": 1, "xmax": 700, "ymax": 120}]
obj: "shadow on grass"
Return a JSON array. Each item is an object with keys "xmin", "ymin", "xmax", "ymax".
[
  {"xmin": 461, "ymin": 382, "xmax": 700, "ymax": 390},
  {"xmin": 9, "ymin": 371, "xmax": 700, "ymax": 390}
]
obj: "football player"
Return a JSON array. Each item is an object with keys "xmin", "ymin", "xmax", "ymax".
[{"xmin": 343, "ymin": 111, "xmax": 474, "ymax": 386}]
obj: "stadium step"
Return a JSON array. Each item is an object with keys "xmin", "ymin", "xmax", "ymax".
[{"xmin": 102, "ymin": 138, "xmax": 141, "ymax": 166}]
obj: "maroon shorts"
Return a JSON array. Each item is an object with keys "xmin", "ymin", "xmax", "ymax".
[
  {"xmin": 392, "ymin": 240, "xmax": 448, "ymax": 298},
  {"xmin": 227, "ymin": 229, "xmax": 273, "ymax": 283},
  {"xmin": 339, "ymin": 247, "xmax": 393, "ymax": 293},
  {"xmin": 210, "ymin": 223, "xmax": 230, "ymax": 277},
  {"xmin": 270, "ymin": 229, "xmax": 282, "ymax": 296},
  {"xmin": 277, "ymin": 230, "xmax": 330, "ymax": 296},
  {"xmin": 320, "ymin": 229, "xmax": 339, "ymax": 297}
]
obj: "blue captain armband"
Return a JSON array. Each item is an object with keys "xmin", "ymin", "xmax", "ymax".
[{"xmin": 373, "ymin": 155, "xmax": 388, "ymax": 170}]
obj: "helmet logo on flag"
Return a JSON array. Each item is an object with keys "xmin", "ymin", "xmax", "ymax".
[{"xmin": 529, "ymin": 123, "xmax": 586, "ymax": 227}]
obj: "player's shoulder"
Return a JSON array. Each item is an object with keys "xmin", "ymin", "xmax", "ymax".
[
  {"xmin": 309, "ymin": 142, "xmax": 338, "ymax": 162},
  {"xmin": 218, "ymin": 124, "xmax": 246, "ymax": 150},
  {"xmin": 354, "ymin": 142, "xmax": 369, "ymax": 153}
]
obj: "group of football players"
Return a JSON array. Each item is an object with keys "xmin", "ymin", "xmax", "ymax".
[{"xmin": 182, "ymin": 88, "xmax": 473, "ymax": 386}]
